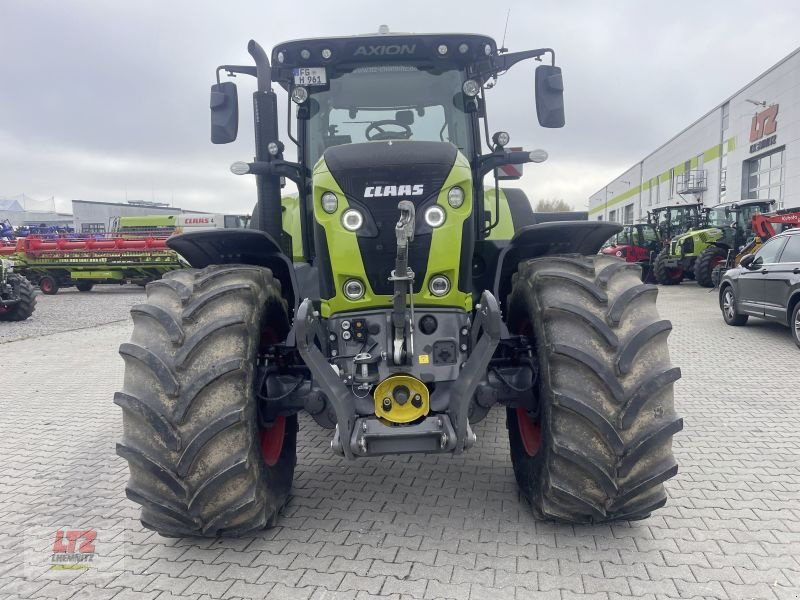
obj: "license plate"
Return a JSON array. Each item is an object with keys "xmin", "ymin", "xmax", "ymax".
[{"xmin": 293, "ymin": 67, "xmax": 327, "ymax": 86}]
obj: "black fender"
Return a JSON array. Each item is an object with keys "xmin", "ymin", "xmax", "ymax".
[
  {"xmin": 710, "ymin": 241, "xmax": 731, "ymax": 251},
  {"xmin": 167, "ymin": 230, "xmax": 298, "ymax": 313},
  {"xmin": 492, "ymin": 221, "xmax": 622, "ymax": 311}
]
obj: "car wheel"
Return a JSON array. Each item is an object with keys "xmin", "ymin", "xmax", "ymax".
[
  {"xmin": 791, "ymin": 302, "xmax": 800, "ymax": 349},
  {"xmin": 720, "ymin": 285, "xmax": 748, "ymax": 326}
]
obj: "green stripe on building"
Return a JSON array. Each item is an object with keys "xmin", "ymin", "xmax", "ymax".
[{"xmin": 589, "ymin": 136, "xmax": 736, "ymax": 216}]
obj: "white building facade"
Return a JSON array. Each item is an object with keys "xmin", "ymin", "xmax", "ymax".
[{"xmin": 589, "ymin": 47, "xmax": 800, "ymax": 222}]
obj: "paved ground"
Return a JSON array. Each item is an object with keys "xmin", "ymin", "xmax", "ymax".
[{"xmin": 1, "ymin": 282, "xmax": 799, "ymax": 600}]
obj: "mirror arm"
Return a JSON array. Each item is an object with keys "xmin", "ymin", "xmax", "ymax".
[
  {"xmin": 245, "ymin": 160, "xmax": 307, "ymax": 187},
  {"xmin": 215, "ymin": 65, "xmax": 258, "ymax": 84},
  {"xmin": 479, "ymin": 47, "xmax": 555, "ymax": 80},
  {"xmin": 476, "ymin": 150, "xmax": 532, "ymax": 179}
]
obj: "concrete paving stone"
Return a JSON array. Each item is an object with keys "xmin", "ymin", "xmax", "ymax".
[
  {"xmin": 381, "ymin": 575, "xmax": 427, "ymax": 598},
  {"xmin": 327, "ymin": 557, "xmax": 373, "ymax": 577},
  {"xmin": 338, "ymin": 573, "xmax": 385, "ymax": 595},
  {"xmin": 297, "ymin": 570, "xmax": 345, "ymax": 590}
]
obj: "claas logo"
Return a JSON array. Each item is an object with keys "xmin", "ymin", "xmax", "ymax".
[{"xmin": 184, "ymin": 217, "xmax": 211, "ymax": 224}]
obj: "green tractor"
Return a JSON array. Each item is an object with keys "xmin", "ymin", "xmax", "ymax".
[
  {"xmin": 651, "ymin": 202, "xmax": 708, "ymax": 285},
  {"xmin": 691, "ymin": 199, "xmax": 776, "ymax": 287},
  {"xmin": 115, "ymin": 29, "xmax": 682, "ymax": 537}
]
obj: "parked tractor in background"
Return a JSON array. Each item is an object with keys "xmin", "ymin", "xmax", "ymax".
[
  {"xmin": 601, "ymin": 222, "xmax": 661, "ymax": 281},
  {"xmin": 115, "ymin": 29, "xmax": 682, "ymax": 537},
  {"xmin": 710, "ymin": 205, "xmax": 800, "ymax": 286},
  {"xmin": 0, "ymin": 259, "xmax": 35, "ymax": 321},
  {"xmin": 651, "ymin": 202, "xmax": 708, "ymax": 285},
  {"xmin": 690, "ymin": 199, "xmax": 776, "ymax": 287}
]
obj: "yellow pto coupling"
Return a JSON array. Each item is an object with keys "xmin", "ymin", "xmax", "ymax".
[{"xmin": 374, "ymin": 374, "xmax": 430, "ymax": 424}]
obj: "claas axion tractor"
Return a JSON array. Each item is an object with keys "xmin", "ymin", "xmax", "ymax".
[{"xmin": 116, "ymin": 29, "xmax": 682, "ymax": 537}]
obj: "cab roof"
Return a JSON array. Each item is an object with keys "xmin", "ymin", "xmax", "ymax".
[{"xmin": 270, "ymin": 31, "xmax": 497, "ymax": 85}]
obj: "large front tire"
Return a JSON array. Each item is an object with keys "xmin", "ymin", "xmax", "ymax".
[
  {"xmin": 0, "ymin": 275, "xmax": 36, "ymax": 321},
  {"xmin": 695, "ymin": 246, "xmax": 727, "ymax": 288},
  {"xmin": 116, "ymin": 265, "xmax": 295, "ymax": 537},
  {"xmin": 507, "ymin": 255, "xmax": 682, "ymax": 522},
  {"xmin": 654, "ymin": 249, "xmax": 682, "ymax": 285}
]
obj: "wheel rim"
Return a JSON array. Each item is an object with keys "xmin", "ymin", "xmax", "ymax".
[
  {"xmin": 794, "ymin": 311, "xmax": 800, "ymax": 340},
  {"xmin": 723, "ymin": 290, "xmax": 736, "ymax": 320},
  {"xmin": 259, "ymin": 416, "xmax": 286, "ymax": 467},
  {"xmin": 670, "ymin": 268, "xmax": 683, "ymax": 282},
  {"xmin": 41, "ymin": 279, "xmax": 52, "ymax": 293},
  {"xmin": 711, "ymin": 256, "xmax": 724, "ymax": 267},
  {"xmin": 516, "ymin": 407, "xmax": 541, "ymax": 457}
]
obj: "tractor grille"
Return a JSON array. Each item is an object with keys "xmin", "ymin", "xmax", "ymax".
[{"xmin": 323, "ymin": 141, "xmax": 457, "ymax": 296}]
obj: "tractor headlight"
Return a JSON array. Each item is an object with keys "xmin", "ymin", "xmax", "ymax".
[
  {"xmin": 447, "ymin": 186, "xmax": 465, "ymax": 209},
  {"xmin": 424, "ymin": 205, "xmax": 446, "ymax": 228},
  {"xmin": 291, "ymin": 86, "xmax": 309, "ymax": 104},
  {"xmin": 341, "ymin": 209, "xmax": 364, "ymax": 231},
  {"xmin": 321, "ymin": 192, "xmax": 338, "ymax": 214},
  {"xmin": 429, "ymin": 275, "xmax": 450, "ymax": 296},
  {"xmin": 462, "ymin": 79, "xmax": 480, "ymax": 97},
  {"xmin": 343, "ymin": 279, "xmax": 365, "ymax": 300}
]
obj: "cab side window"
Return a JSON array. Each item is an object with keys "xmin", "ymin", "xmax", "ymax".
[
  {"xmin": 778, "ymin": 235, "xmax": 800, "ymax": 263},
  {"xmin": 754, "ymin": 237, "xmax": 787, "ymax": 264}
]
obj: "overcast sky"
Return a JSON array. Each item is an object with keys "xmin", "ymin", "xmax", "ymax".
[{"xmin": 1, "ymin": 0, "xmax": 798, "ymax": 214}]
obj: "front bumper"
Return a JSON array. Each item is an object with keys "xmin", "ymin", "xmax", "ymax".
[{"xmin": 295, "ymin": 291, "xmax": 501, "ymax": 458}]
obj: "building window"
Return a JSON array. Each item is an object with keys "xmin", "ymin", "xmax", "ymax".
[
  {"xmin": 609, "ymin": 209, "xmax": 617, "ymax": 222},
  {"xmin": 623, "ymin": 204, "xmax": 634, "ymax": 224},
  {"xmin": 744, "ymin": 147, "xmax": 784, "ymax": 204},
  {"xmin": 82, "ymin": 223, "xmax": 105, "ymax": 233}
]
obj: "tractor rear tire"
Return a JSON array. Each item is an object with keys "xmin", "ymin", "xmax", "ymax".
[
  {"xmin": 695, "ymin": 247, "xmax": 727, "ymax": 288},
  {"xmin": 0, "ymin": 275, "xmax": 36, "ymax": 321},
  {"xmin": 654, "ymin": 249, "xmax": 682, "ymax": 285},
  {"xmin": 506, "ymin": 254, "xmax": 682, "ymax": 522},
  {"xmin": 39, "ymin": 275, "xmax": 59, "ymax": 295},
  {"xmin": 76, "ymin": 282, "xmax": 94, "ymax": 292},
  {"xmin": 116, "ymin": 264, "xmax": 296, "ymax": 537}
]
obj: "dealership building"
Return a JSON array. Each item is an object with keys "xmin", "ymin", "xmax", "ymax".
[{"xmin": 589, "ymin": 46, "xmax": 800, "ymax": 222}]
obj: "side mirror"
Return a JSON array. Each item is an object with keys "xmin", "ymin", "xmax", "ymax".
[
  {"xmin": 740, "ymin": 254, "xmax": 756, "ymax": 269},
  {"xmin": 210, "ymin": 81, "xmax": 239, "ymax": 144},
  {"xmin": 535, "ymin": 65, "xmax": 565, "ymax": 128}
]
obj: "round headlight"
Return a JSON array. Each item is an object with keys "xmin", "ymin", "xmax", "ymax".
[
  {"xmin": 341, "ymin": 209, "xmax": 364, "ymax": 231},
  {"xmin": 343, "ymin": 279, "xmax": 365, "ymax": 300},
  {"xmin": 437, "ymin": 44, "xmax": 448, "ymax": 55},
  {"xmin": 424, "ymin": 205, "xmax": 446, "ymax": 228},
  {"xmin": 484, "ymin": 43, "xmax": 492, "ymax": 56},
  {"xmin": 321, "ymin": 192, "xmax": 338, "ymax": 214},
  {"xmin": 230, "ymin": 161, "xmax": 250, "ymax": 175},
  {"xmin": 291, "ymin": 86, "xmax": 308, "ymax": 104},
  {"xmin": 458, "ymin": 43, "xmax": 469, "ymax": 54},
  {"xmin": 462, "ymin": 79, "xmax": 480, "ymax": 97},
  {"xmin": 276, "ymin": 51, "xmax": 285, "ymax": 63},
  {"xmin": 300, "ymin": 48, "xmax": 311, "ymax": 60},
  {"xmin": 321, "ymin": 48, "xmax": 332, "ymax": 59},
  {"xmin": 493, "ymin": 131, "xmax": 510, "ymax": 148},
  {"xmin": 429, "ymin": 275, "xmax": 450, "ymax": 297},
  {"xmin": 267, "ymin": 141, "xmax": 280, "ymax": 156},
  {"xmin": 447, "ymin": 186, "xmax": 465, "ymax": 208}
]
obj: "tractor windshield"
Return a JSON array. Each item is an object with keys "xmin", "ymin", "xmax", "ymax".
[{"xmin": 305, "ymin": 66, "xmax": 472, "ymax": 166}]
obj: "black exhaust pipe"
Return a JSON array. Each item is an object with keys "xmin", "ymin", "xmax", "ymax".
[{"xmin": 248, "ymin": 40, "xmax": 285, "ymax": 252}]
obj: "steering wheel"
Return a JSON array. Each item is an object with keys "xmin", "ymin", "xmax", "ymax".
[{"xmin": 365, "ymin": 120, "xmax": 413, "ymax": 141}]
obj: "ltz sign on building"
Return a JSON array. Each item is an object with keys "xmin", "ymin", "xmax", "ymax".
[{"xmin": 750, "ymin": 104, "xmax": 779, "ymax": 153}]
